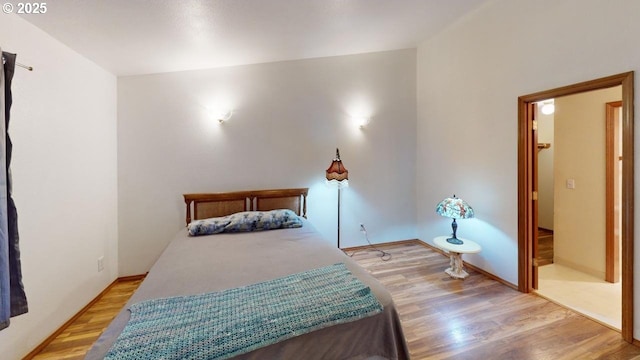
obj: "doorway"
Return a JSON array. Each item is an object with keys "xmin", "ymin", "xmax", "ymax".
[
  {"xmin": 517, "ymin": 72, "xmax": 634, "ymax": 342},
  {"xmin": 534, "ymin": 89, "xmax": 622, "ymax": 330}
]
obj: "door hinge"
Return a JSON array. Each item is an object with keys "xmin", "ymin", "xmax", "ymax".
[
  {"xmin": 532, "ymin": 191, "xmax": 538, "ymax": 200},
  {"xmin": 532, "ymin": 120, "xmax": 538, "ymax": 131},
  {"xmin": 532, "ymin": 258, "xmax": 539, "ymax": 267}
]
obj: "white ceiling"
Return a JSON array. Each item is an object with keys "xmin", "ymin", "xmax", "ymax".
[{"xmin": 20, "ymin": 0, "xmax": 486, "ymax": 76}]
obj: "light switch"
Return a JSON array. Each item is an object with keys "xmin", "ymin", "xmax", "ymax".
[{"xmin": 566, "ymin": 179, "xmax": 575, "ymax": 189}]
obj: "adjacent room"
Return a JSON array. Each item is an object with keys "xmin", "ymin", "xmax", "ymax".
[
  {"xmin": 1, "ymin": 0, "xmax": 640, "ymax": 359},
  {"xmin": 534, "ymin": 88, "xmax": 624, "ymax": 330}
]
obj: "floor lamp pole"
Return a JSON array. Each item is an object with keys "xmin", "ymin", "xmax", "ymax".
[{"xmin": 337, "ymin": 187, "xmax": 341, "ymax": 248}]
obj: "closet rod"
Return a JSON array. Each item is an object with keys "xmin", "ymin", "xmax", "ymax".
[{"xmin": 16, "ymin": 62, "xmax": 33, "ymax": 71}]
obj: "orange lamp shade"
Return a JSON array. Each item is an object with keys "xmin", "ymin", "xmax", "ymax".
[{"xmin": 326, "ymin": 148, "xmax": 349, "ymax": 182}]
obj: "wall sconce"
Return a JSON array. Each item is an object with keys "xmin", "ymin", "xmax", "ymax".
[
  {"xmin": 540, "ymin": 100, "xmax": 555, "ymax": 115},
  {"xmin": 352, "ymin": 116, "xmax": 370, "ymax": 129},
  {"xmin": 215, "ymin": 110, "xmax": 233, "ymax": 124}
]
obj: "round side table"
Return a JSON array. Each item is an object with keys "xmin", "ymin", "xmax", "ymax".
[{"xmin": 433, "ymin": 236, "xmax": 481, "ymax": 279}]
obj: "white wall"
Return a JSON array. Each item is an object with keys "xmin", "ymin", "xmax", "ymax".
[
  {"xmin": 0, "ymin": 14, "xmax": 118, "ymax": 359},
  {"xmin": 118, "ymin": 49, "xmax": 417, "ymax": 276},
  {"xmin": 416, "ymin": 0, "xmax": 640, "ymax": 337},
  {"xmin": 554, "ymin": 87, "xmax": 621, "ymax": 278}
]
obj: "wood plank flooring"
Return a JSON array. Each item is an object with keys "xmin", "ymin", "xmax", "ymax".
[
  {"xmin": 30, "ymin": 242, "xmax": 640, "ymax": 359},
  {"xmin": 30, "ymin": 278, "xmax": 143, "ymax": 360},
  {"xmin": 350, "ymin": 242, "xmax": 640, "ymax": 359}
]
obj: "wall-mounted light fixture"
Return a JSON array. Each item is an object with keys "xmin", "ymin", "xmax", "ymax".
[
  {"xmin": 207, "ymin": 105, "xmax": 234, "ymax": 124},
  {"xmin": 215, "ymin": 110, "xmax": 233, "ymax": 124},
  {"xmin": 352, "ymin": 116, "xmax": 370, "ymax": 129},
  {"xmin": 540, "ymin": 100, "xmax": 555, "ymax": 115}
]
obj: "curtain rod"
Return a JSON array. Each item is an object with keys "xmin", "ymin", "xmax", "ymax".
[
  {"xmin": 2, "ymin": 56, "xmax": 33, "ymax": 71},
  {"xmin": 16, "ymin": 62, "xmax": 33, "ymax": 71}
]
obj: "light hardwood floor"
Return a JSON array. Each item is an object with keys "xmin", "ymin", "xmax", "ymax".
[
  {"xmin": 30, "ymin": 278, "xmax": 143, "ymax": 360},
  {"xmin": 350, "ymin": 242, "xmax": 640, "ymax": 359},
  {"xmin": 30, "ymin": 242, "xmax": 640, "ymax": 359}
]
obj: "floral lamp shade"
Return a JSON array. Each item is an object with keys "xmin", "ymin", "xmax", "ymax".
[{"xmin": 435, "ymin": 195, "xmax": 474, "ymax": 244}]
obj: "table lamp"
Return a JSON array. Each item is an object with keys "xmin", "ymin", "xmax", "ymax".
[{"xmin": 435, "ymin": 195, "xmax": 474, "ymax": 245}]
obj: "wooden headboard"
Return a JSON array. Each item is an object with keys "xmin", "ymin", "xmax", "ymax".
[{"xmin": 183, "ymin": 188, "xmax": 309, "ymax": 225}]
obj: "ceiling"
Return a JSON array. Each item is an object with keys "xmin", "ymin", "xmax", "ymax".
[{"xmin": 20, "ymin": 0, "xmax": 486, "ymax": 76}]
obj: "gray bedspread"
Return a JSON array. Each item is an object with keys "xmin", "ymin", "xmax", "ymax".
[{"xmin": 86, "ymin": 219, "xmax": 409, "ymax": 360}]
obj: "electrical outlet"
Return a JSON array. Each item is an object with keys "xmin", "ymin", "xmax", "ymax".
[
  {"xmin": 97, "ymin": 256, "xmax": 104, "ymax": 272},
  {"xmin": 566, "ymin": 179, "xmax": 576, "ymax": 189}
]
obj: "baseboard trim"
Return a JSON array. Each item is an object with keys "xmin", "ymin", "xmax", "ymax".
[
  {"xmin": 23, "ymin": 274, "xmax": 147, "ymax": 360},
  {"xmin": 341, "ymin": 238, "xmax": 420, "ymax": 252},
  {"xmin": 117, "ymin": 274, "xmax": 147, "ymax": 282},
  {"xmin": 344, "ymin": 238, "xmax": 518, "ymax": 291},
  {"xmin": 554, "ymin": 256, "xmax": 605, "ymax": 280}
]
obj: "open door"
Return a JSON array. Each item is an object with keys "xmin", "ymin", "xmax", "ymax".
[
  {"xmin": 518, "ymin": 98, "xmax": 540, "ymax": 291},
  {"xmin": 530, "ymin": 102, "xmax": 539, "ymax": 290},
  {"xmin": 606, "ymin": 101, "xmax": 622, "ymax": 283}
]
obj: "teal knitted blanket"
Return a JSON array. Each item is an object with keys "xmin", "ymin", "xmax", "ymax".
[{"xmin": 105, "ymin": 263, "xmax": 382, "ymax": 360}]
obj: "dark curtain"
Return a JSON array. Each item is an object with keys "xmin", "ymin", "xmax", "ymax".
[{"xmin": 0, "ymin": 50, "xmax": 27, "ymax": 331}]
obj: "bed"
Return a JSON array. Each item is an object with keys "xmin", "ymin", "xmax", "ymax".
[{"xmin": 86, "ymin": 188, "xmax": 408, "ymax": 360}]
